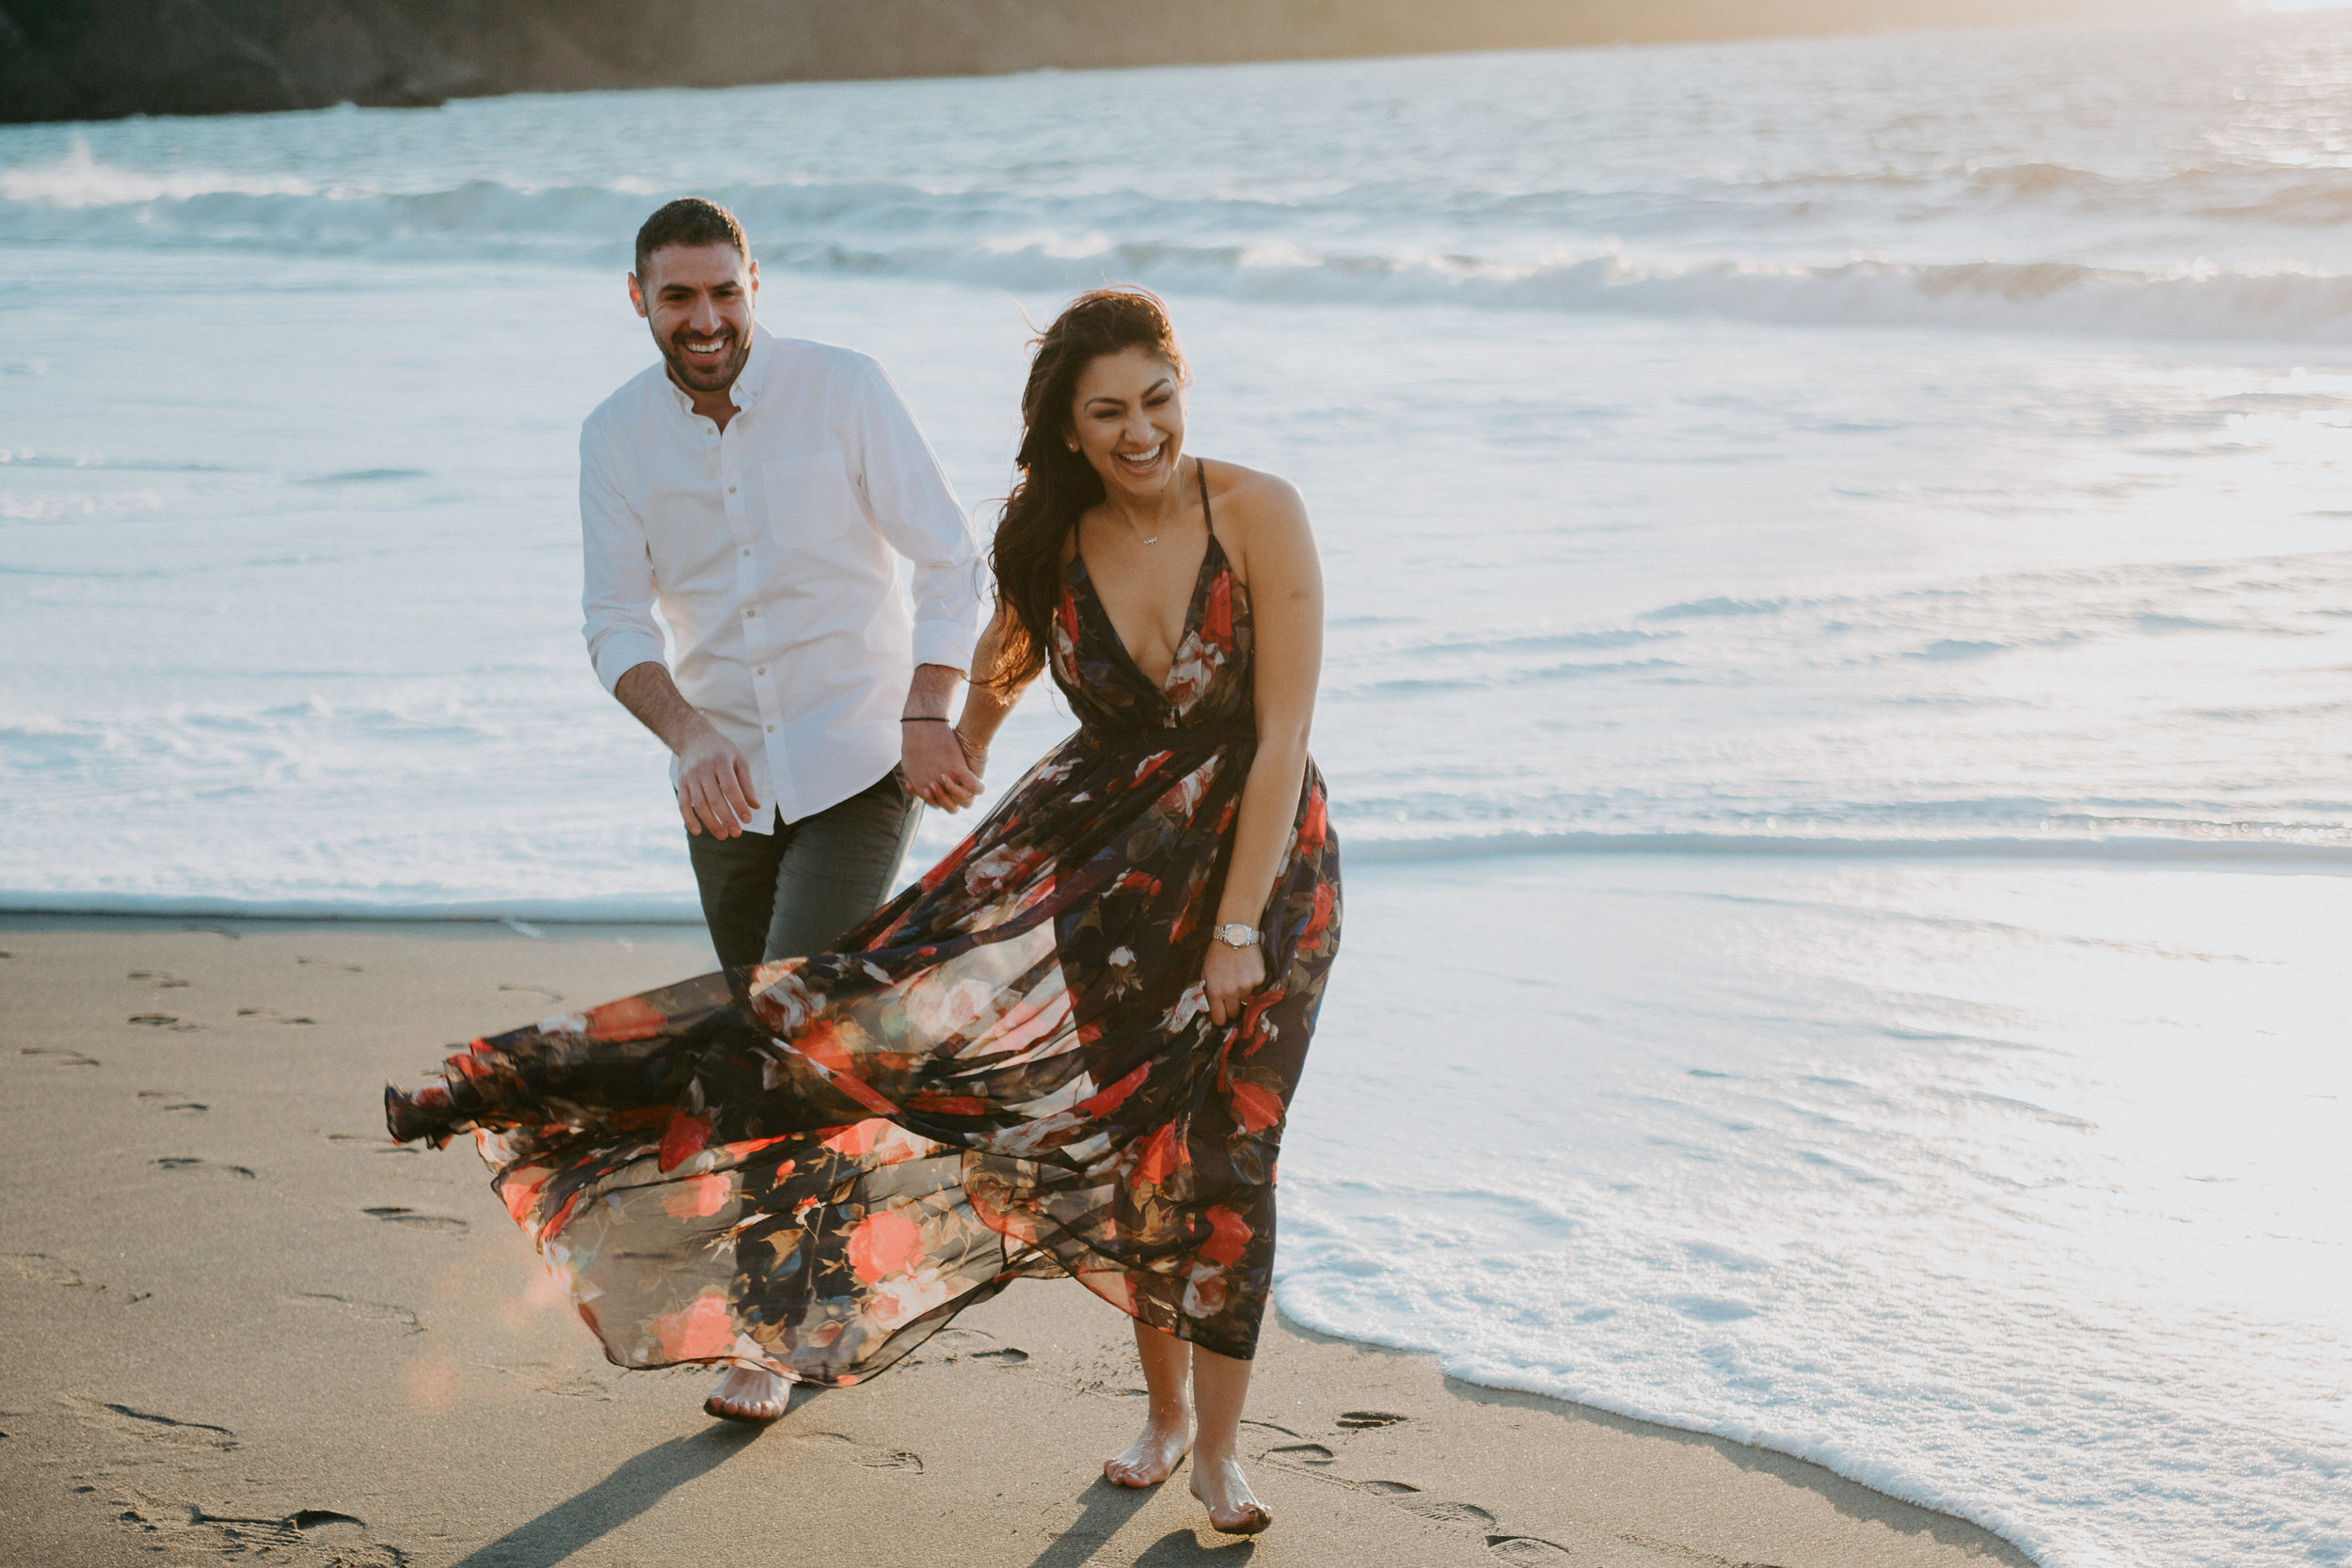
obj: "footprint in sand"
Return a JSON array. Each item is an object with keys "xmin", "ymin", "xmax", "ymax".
[
  {"xmin": 127, "ymin": 971, "xmax": 192, "ymax": 990},
  {"xmin": 136, "ymin": 1091, "xmax": 207, "ymax": 1115},
  {"xmin": 69, "ymin": 1397, "xmax": 239, "ymax": 1451},
  {"xmin": 499, "ymin": 983, "xmax": 564, "ymax": 1002},
  {"xmin": 1485, "ymin": 1538, "xmax": 1576, "ymax": 1563},
  {"xmin": 285, "ymin": 1292, "xmax": 422, "ymax": 1336},
  {"xmin": 151, "ymin": 1158, "xmax": 256, "ymax": 1180},
  {"xmin": 791, "ymin": 1432, "xmax": 924, "ymax": 1472},
  {"xmin": 127, "ymin": 1014, "xmax": 203, "ymax": 1032},
  {"xmin": 1355, "ymin": 1479, "xmax": 1498, "ymax": 1528},
  {"xmin": 110, "ymin": 1501, "xmax": 402, "ymax": 1566},
  {"xmin": 361, "ymin": 1206, "xmax": 469, "ymax": 1232},
  {"xmin": 20, "ymin": 1046, "xmax": 100, "ymax": 1068},
  {"xmin": 1266, "ymin": 1442, "xmax": 1337, "ymax": 1466},
  {"xmin": 323, "ymin": 1132, "xmax": 418, "ymax": 1156},
  {"xmin": 2, "ymin": 1252, "xmax": 85, "ymax": 1287},
  {"xmin": 1336, "ymin": 1410, "xmax": 1409, "ymax": 1429},
  {"xmin": 297, "ymin": 957, "xmax": 364, "ymax": 972},
  {"xmin": 235, "ymin": 1007, "xmax": 316, "ymax": 1024}
]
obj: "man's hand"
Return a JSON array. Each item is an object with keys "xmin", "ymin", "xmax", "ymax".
[
  {"xmin": 901, "ymin": 662, "xmax": 979, "ymax": 812},
  {"xmin": 612, "ymin": 661, "xmax": 761, "ymax": 838},
  {"xmin": 902, "ymin": 721, "xmax": 982, "ymax": 811},
  {"xmin": 677, "ymin": 726, "xmax": 759, "ymax": 837}
]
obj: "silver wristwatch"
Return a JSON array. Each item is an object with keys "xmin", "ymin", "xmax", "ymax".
[{"xmin": 1212, "ymin": 922, "xmax": 1263, "ymax": 949}]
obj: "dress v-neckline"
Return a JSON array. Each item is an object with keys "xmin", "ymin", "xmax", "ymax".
[{"xmin": 1071, "ymin": 531, "xmax": 1223, "ymax": 698}]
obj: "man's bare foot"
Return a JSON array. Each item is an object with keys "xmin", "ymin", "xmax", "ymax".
[
  {"xmin": 1189, "ymin": 1451, "xmax": 1272, "ymax": 1535},
  {"xmin": 704, "ymin": 1364, "xmax": 790, "ymax": 1423},
  {"xmin": 1103, "ymin": 1409, "xmax": 1193, "ymax": 1487}
]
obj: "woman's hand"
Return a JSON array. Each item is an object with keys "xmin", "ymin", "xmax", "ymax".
[
  {"xmin": 1203, "ymin": 940, "xmax": 1267, "ymax": 1027},
  {"xmin": 902, "ymin": 721, "xmax": 982, "ymax": 811},
  {"xmin": 954, "ymin": 728, "xmax": 990, "ymax": 776}
]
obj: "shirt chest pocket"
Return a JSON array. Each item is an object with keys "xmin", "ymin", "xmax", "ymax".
[{"xmin": 760, "ymin": 451, "xmax": 867, "ymax": 556}]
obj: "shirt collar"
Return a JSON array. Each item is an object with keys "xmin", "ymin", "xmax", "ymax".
[{"xmin": 664, "ymin": 323, "xmax": 775, "ymax": 418}]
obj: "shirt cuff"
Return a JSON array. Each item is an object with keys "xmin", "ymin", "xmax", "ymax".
[
  {"xmin": 591, "ymin": 632, "xmax": 670, "ymax": 694},
  {"xmin": 912, "ymin": 616, "xmax": 977, "ymax": 673}
]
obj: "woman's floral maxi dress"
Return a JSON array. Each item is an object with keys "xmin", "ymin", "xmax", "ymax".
[{"xmin": 387, "ymin": 527, "xmax": 1340, "ymax": 1382}]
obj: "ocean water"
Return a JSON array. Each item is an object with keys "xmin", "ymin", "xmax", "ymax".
[{"xmin": 4, "ymin": 12, "xmax": 2349, "ymax": 1564}]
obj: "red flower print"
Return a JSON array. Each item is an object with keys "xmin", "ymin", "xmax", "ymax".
[
  {"xmin": 658, "ymin": 1113, "xmax": 709, "ymax": 1173},
  {"xmin": 1200, "ymin": 573, "xmax": 1233, "ymax": 644},
  {"xmin": 660, "ymin": 1172, "xmax": 734, "ymax": 1220},
  {"xmin": 920, "ymin": 833, "xmax": 978, "ymax": 893},
  {"xmin": 1183, "ymin": 1270, "xmax": 1230, "ymax": 1319},
  {"xmin": 1230, "ymin": 1081, "xmax": 1284, "ymax": 1134},
  {"xmin": 586, "ymin": 995, "xmax": 668, "ymax": 1043},
  {"xmin": 649, "ymin": 1289, "xmax": 736, "ymax": 1360},
  {"xmin": 1297, "ymin": 787, "xmax": 1327, "ymax": 852},
  {"xmin": 795, "ymin": 1020, "xmax": 854, "ymax": 1075},
  {"xmin": 908, "ymin": 1092, "xmax": 989, "ymax": 1116},
  {"xmin": 1075, "ymin": 1063, "xmax": 1150, "ymax": 1117},
  {"xmin": 500, "ymin": 1167, "xmax": 552, "ymax": 1226},
  {"xmin": 848, "ymin": 1211, "xmax": 926, "ymax": 1283},
  {"xmin": 799, "ymin": 1022, "xmax": 896, "ymax": 1112},
  {"xmin": 1135, "ymin": 1122, "xmax": 1188, "ymax": 1185},
  {"xmin": 1303, "ymin": 882, "xmax": 1336, "ymax": 942},
  {"xmin": 1200, "ymin": 1205, "xmax": 1252, "ymax": 1266},
  {"xmin": 822, "ymin": 1119, "xmax": 883, "ymax": 1157}
]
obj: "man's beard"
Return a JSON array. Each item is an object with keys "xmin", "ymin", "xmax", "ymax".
[{"xmin": 660, "ymin": 326, "xmax": 751, "ymax": 394}]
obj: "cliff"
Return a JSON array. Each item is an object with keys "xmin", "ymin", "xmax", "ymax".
[{"xmin": 1, "ymin": 0, "xmax": 2232, "ymax": 126}]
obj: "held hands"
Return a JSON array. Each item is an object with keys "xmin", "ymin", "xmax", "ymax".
[
  {"xmin": 1203, "ymin": 938, "xmax": 1268, "ymax": 1027},
  {"xmin": 677, "ymin": 726, "xmax": 760, "ymax": 838},
  {"xmin": 903, "ymin": 721, "xmax": 984, "ymax": 812}
]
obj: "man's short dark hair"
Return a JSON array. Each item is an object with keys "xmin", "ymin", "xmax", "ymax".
[{"xmin": 634, "ymin": 198, "xmax": 748, "ymax": 282}]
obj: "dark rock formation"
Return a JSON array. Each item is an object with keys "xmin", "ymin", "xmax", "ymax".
[{"xmin": 0, "ymin": 0, "xmax": 2228, "ymax": 126}]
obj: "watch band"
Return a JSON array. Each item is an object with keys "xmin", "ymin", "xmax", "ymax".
[{"xmin": 1213, "ymin": 923, "xmax": 1262, "ymax": 948}]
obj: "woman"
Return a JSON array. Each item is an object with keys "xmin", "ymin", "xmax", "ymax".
[{"xmin": 385, "ymin": 290, "xmax": 1339, "ymax": 1537}]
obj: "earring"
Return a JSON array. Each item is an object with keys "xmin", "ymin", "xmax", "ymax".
[{"xmin": 1067, "ymin": 442, "xmax": 1080, "ymax": 453}]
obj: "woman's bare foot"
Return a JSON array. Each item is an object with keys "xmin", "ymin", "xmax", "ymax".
[
  {"xmin": 1103, "ymin": 1407, "xmax": 1193, "ymax": 1487},
  {"xmin": 1189, "ymin": 1450, "xmax": 1272, "ymax": 1535},
  {"xmin": 704, "ymin": 1364, "xmax": 790, "ymax": 1423}
]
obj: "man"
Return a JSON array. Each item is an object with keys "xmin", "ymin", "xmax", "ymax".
[{"xmin": 582, "ymin": 197, "xmax": 986, "ymax": 974}]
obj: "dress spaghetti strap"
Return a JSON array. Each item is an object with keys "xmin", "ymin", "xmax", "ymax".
[{"xmin": 1197, "ymin": 455, "xmax": 1215, "ymax": 539}]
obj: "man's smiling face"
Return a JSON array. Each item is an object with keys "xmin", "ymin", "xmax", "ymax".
[{"xmin": 629, "ymin": 242, "xmax": 758, "ymax": 395}]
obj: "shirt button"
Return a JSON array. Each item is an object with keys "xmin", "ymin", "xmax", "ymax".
[
  {"xmin": 741, "ymin": 547, "xmax": 751, "ymax": 557},
  {"xmin": 755, "ymin": 666, "xmax": 766, "ymax": 676},
  {"xmin": 745, "ymin": 609, "xmax": 756, "ymax": 618},
  {"xmin": 766, "ymin": 724, "xmax": 775, "ymax": 733},
  {"xmin": 727, "ymin": 485, "xmax": 738, "ymax": 494}
]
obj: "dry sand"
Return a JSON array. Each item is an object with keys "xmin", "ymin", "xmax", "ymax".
[{"xmin": 0, "ymin": 916, "xmax": 2030, "ymax": 1567}]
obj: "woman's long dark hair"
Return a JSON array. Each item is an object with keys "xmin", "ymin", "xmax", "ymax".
[{"xmin": 988, "ymin": 289, "xmax": 1188, "ymax": 695}]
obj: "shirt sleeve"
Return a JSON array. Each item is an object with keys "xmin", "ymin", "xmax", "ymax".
[
  {"xmin": 580, "ymin": 418, "xmax": 670, "ymax": 693},
  {"xmin": 850, "ymin": 357, "xmax": 989, "ymax": 672}
]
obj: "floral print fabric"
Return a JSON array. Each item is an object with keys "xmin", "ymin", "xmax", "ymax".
[{"xmin": 387, "ymin": 528, "xmax": 1341, "ymax": 1385}]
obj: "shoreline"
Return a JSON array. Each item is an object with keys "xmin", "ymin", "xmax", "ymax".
[
  {"xmin": 8, "ymin": 820, "xmax": 2350, "ymax": 930},
  {"xmin": 0, "ymin": 913, "xmax": 2031, "ymax": 1565}
]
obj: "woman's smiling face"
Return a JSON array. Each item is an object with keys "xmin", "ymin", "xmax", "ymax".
[{"xmin": 1070, "ymin": 344, "xmax": 1186, "ymax": 499}]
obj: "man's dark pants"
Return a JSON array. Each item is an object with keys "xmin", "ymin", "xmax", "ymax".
[{"xmin": 686, "ymin": 768, "xmax": 923, "ymax": 971}]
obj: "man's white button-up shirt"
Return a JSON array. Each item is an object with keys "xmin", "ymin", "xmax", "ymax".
[{"xmin": 580, "ymin": 326, "xmax": 987, "ymax": 832}]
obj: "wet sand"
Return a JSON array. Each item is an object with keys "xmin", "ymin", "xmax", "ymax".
[{"xmin": 0, "ymin": 916, "xmax": 2031, "ymax": 1566}]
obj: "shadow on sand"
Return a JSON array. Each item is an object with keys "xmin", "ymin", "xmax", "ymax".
[
  {"xmin": 445, "ymin": 1422, "xmax": 765, "ymax": 1568},
  {"xmin": 1022, "ymin": 1477, "xmax": 1256, "ymax": 1568}
]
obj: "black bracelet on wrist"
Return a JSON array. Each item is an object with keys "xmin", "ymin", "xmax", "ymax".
[{"xmin": 900, "ymin": 716, "xmax": 952, "ymax": 724}]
